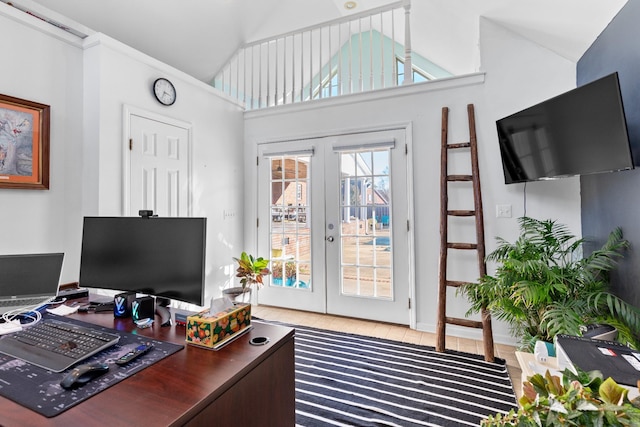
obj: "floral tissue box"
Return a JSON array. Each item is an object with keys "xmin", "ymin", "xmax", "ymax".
[{"xmin": 185, "ymin": 303, "xmax": 251, "ymax": 349}]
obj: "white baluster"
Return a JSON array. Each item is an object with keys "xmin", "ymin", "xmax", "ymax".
[
  {"xmin": 348, "ymin": 20, "xmax": 353, "ymax": 94},
  {"xmin": 300, "ymin": 32, "xmax": 305, "ymax": 102},
  {"xmin": 309, "ymin": 29, "xmax": 313, "ymax": 100},
  {"xmin": 358, "ymin": 18, "xmax": 363, "ymax": 92},
  {"xmin": 403, "ymin": 0, "xmax": 413, "ymax": 85},
  {"xmin": 319, "ymin": 27, "xmax": 323, "ymax": 99},
  {"xmin": 292, "ymin": 34, "xmax": 296, "ymax": 104},
  {"xmin": 242, "ymin": 47, "xmax": 247, "ymax": 106},
  {"xmin": 380, "ymin": 12, "xmax": 384, "ymax": 89},
  {"xmin": 392, "ymin": 8, "xmax": 397, "ymax": 86},
  {"xmin": 235, "ymin": 51, "xmax": 240, "ymax": 101},
  {"xmin": 273, "ymin": 41, "xmax": 277, "ymax": 105},
  {"xmin": 258, "ymin": 43, "xmax": 263, "ymax": 108},
  {"xmin": 267, "ymin": 41, "xmax": 271, "ymax": 106},
  {"xmin": 283, "ymin": 36, "xmax": 287, "ymax": 104},
  {"xmin": 369, "ymin": 15, "xmax": 374, "ymax": 90},
  {"xmin": 338, "ymin": 23, "xmax": 343, "ymax": 96}
]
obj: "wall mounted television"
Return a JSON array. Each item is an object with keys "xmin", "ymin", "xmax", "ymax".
[
  {"xmin": 79, "ymin": 216, "xmax": 207, "ymax": 306},
  {"xmin": 496, "ymin": 72, "xmax": 634, "ymax": 184}
]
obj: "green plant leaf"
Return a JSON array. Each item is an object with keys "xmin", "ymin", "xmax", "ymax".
[
  {"xmin": 233, "ymin": 252, "xmax": 271, "ymax": 289},
  {"xmin": 545, "ymin": 370, "xmax": 565, "ymax": 396},
  {"xmin": 599, "ymin": 377, "xmax": 628, "ymax": 406},
  {"xmin": 528, "ymin": 373, "xmax": 552, "ymax": 397}
]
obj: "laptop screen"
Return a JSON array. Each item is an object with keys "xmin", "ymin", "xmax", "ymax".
[{"xmin": 0, "ymin": 253, "xmax": 64, "ymax": 298}]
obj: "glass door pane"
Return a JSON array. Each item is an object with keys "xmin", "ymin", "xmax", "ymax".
[
  {"xmin": 269, "ymin": 155, "xmax": 311, "ymax": 290},
  {"xmin": 339, "ymin": 149, "xmax": 392, "ymax": 299}
]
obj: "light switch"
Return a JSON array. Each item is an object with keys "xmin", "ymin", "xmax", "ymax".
[{"xmin": 496, "ymin": 204, "xmax": 512, "ymax": 218}]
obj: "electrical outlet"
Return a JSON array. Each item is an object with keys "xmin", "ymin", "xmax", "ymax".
[
  {"xmin": 496, "ymin": 204, "xmax": 512, "ymax": 218},
  {"xmin": 223, "ymin": 209, "xmax": 237, "ymax": 220}
]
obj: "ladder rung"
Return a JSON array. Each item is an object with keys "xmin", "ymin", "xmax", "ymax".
[
  {"xmin": 447, "ymin": 175, "xmax": 473, "ymax": 182},
  {"xmin": 448, "ymin": 210, "xmax": 475, "ymax": 217},
  {"xmin": 445, "ymin": 317, "xmax": 483, "ymax": 329},
  {"xmin": 447, "ymin": 242, "xmax": 477, "ymax": 250},
  {"xmin": 446, "ymin": 280, "xmax": 470, "ymax": 288},
  {"xmin": 447, "ymin": 142, "xmax": 471, "ymax": 149}
]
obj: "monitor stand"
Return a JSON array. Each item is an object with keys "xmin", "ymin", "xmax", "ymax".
[{"xmin": 155, "ymin": 297, "xmax": 172, "ymax": 327}]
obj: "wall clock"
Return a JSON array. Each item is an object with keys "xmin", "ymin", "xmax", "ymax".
[{"xmin": 153, "ymin": 78, "xmax": 176, "ymax": 106}]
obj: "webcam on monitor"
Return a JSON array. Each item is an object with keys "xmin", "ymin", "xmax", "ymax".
[{"xmin": 138, "ymin": 210, "xmax": 157, "ymax": 218}]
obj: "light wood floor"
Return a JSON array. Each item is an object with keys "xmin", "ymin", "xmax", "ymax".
[{"xmin": 252, "ymin": 305, "xmax": 523, "ymax": 398}]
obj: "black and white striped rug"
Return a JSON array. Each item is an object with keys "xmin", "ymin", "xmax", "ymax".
[{"xmin": 287, "ymin": 324, "xmax": 518, "ymax": 427}]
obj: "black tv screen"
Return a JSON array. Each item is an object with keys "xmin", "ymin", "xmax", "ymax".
[
  {"xmin": 79, "ymin": 216, "xmax": 206, "ymax": 306},
  {"xmin": 497, "ymin": 72, "xmax": 634, "ymax": 184}
]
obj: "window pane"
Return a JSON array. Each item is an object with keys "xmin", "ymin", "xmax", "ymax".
[
  {"xmin": 269, "ymin": 155, "xmax": 312, "ymax": 290},
  {"xmin": 338, "ymin": 148, "xmax": 392, "ymax": 300}
]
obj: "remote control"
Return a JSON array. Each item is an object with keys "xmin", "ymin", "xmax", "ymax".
[{"xmin": 115, "ymin": 342, "xmax": 154, "ymax": 365}]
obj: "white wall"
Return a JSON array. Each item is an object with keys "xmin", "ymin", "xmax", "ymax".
[
  {"xmin": 0, "ymin": 6, "xmax": 246, "ymax": 304},
  {"xmin": 0, "ymin": 4, "xmax": 83, "ymax": 277},
  {"xmin": 480, "ymin": 18, "xmax": 582, "ymax": 237},
  {"xmin": 244, "ymin": 18, "xmax": 583, "ymax": 345}
]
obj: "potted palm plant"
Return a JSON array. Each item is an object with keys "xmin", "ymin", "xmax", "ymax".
[{"xmin": 460, "ymin": 217, "xmax": 640, "ymax": 351}]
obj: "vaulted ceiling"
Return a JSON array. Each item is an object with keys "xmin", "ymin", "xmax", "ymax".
[{"xmin": 18, "ymin": 0, "xmax": 629, "ymax": 83}]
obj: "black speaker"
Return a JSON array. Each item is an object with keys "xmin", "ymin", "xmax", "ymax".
[
  {"xmin": 114, "ymin": 292, "xmax": 136, "ymax": 318},
  {"xmin": 132, "ymin": 296, "xmax": 155, "ymax": 322}
]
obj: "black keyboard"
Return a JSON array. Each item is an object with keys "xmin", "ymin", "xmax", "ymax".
[{"xmin": 0, "ymin": 319, "xmax": 120, "ymax": 372}]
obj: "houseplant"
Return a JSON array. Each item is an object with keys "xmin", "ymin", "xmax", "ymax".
[
  {"xmin": 224, "ymin": 252, "xmax": 270, "ymax": 302},
  {"xmin": 234, "ymin": 251, "xmax": 270, "ymax": 290},
  {"xmin": 460, "ymin": 217, "xmax": 640, "ymax": 351},
  {"xmin": 482, "ymin": 368, "xmax": 640, "ymax": 426}
]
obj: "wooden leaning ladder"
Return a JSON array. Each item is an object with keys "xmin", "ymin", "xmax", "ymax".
[{"xmin": 436, "ymin": 104, "xmax": 495, "ymax": 362}]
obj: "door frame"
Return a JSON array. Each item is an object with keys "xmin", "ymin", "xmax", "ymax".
[
  {"xmin": 122, "ymin": 105, "xmax": 194, "ymax": 217},
  {"xmin": 252, "ymin": 122, "xmax": 416, "ymax": 328}
]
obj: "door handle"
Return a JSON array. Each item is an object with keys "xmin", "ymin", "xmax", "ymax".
[{"xmin": 326, "ymin": 236, "xmax": 334, "ymax": 242}]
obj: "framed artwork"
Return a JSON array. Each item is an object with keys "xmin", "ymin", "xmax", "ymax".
[{"xmin": 0, "ymin": 94, "xmax": 50, "ymax": 189}]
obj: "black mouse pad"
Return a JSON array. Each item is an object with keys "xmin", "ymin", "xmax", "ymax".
[{"xmin": 0, "ymin": 313, "xmax": 183, "ymax": 417}]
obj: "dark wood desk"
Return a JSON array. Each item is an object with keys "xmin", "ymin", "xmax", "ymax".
[{"xmin": 0, "ymin": 309, "xmax": 295, "ymax": 426}]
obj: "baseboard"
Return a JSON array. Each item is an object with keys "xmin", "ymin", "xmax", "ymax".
[{"xmin": 416, "ymin": 321, "xmax": 518, "ymax": 347}]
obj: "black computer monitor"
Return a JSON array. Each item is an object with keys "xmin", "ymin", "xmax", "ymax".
[{"xmin": 79, "ymin": 216, "xmax": 207, "ymax": 306}]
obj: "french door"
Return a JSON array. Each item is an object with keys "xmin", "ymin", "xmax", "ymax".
[{"xmin": 256, "ymin": 129, "xmax": 412, "ymax": 324}]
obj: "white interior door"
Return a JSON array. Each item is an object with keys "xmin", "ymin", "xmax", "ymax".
[
  {"xmin": 256, "ymin": 129, "xmax": 412, "ymax": 325},
  {"xmin": 126, "ymin": 112, "xmax": 191, "ymax": 217}
]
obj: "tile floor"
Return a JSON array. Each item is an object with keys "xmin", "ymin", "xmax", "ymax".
[{"xmin": 252, "ymin": 305, "xmax": 523, "ymax": 398}]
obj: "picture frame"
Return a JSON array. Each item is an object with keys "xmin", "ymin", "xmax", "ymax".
[{"xmin": 0, "ymin": 94, "xmax": 50, "ymax": 189}]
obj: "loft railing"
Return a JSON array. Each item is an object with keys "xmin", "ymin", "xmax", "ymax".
[{"xmin": 212, "ymin": 1, "xmax": 425, "ymax": 110}]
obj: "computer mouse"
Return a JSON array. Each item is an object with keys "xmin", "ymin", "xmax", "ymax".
[{"xmin": 60, "ymin": 362, "xmax": 109, "ymax": 389}]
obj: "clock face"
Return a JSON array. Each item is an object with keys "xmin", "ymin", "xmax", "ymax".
[{"xmin": 153, "ymin": 78, "xmax": 176, "ymax": 105}]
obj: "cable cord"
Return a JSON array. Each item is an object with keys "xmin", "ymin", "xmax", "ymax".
[
  {"xmin": 1, "ymin": 296, "xmax": 55, "ymax": 326},
  {"xmin": 523, "ymin": 182, "xmax": 527, "ymax": 217}
]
